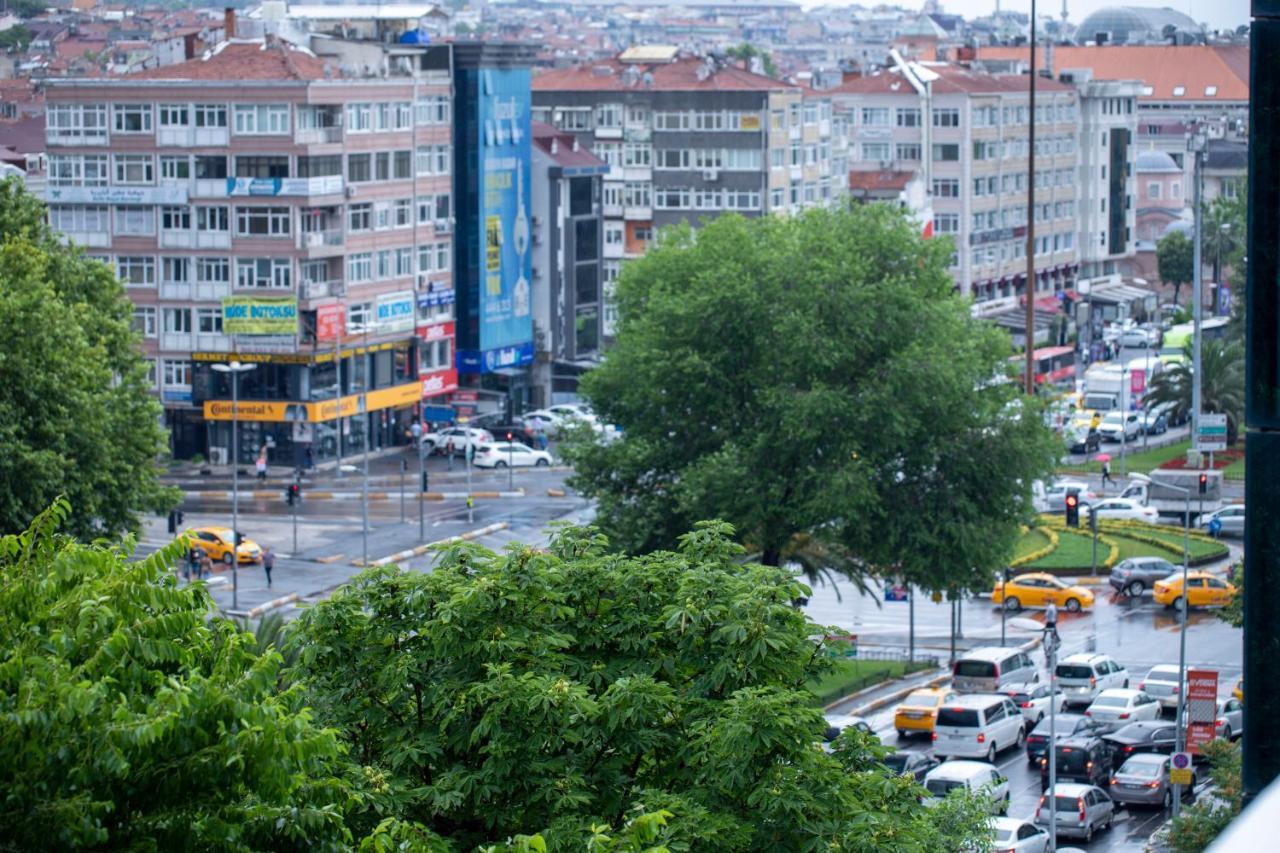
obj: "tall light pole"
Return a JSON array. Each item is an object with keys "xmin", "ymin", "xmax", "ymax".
[
  {"xmin": 1189, "ymin": 131, "xmax": 1206, "ymax": 443},
  {"xmin": 346, "ymin": 322, "xmax": 373, "ymax": 566},
  {"xmin": 1023, "ymin": 0, "xmax": 1039, "ymax": 396},
  {"xmin": 211, "ymin": 360, "xmax": 255, "ymax": 611}
]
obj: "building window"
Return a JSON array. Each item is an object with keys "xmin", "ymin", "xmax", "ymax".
[
  {"xmin": 861, "ymin": 142, "xmax": 890, "ymax": 162},
  {"xmin": 623, "ymin": 143, "xmax": 651, "ymax": 167},
  {"xmin": 197, "ymin": 257, "xmax": 229, "ymax": 283},
  {"xmin": 162, "ymin": 256, "xmax": 190, "ymax": 284},
  {"xmin": 557, "ymin": 108, "xmax": 592, "ymax": 131},
  {"xmin": 158, "ymin": 104, "xmax": 189, "ymax": 127},
  {"xmin": 235, "ymin": 206, "xmax": 291, "ymax": 237},
  {"xmin": 596, "ymin": 103, "xmax": 623, "ymax": 128},
  {"xmin": 896, "ymin": 107, "xmax": 920, "ymax": 127},
  {"xmin": 348, "ymin": 153, "xmax": 372, "ymax": 183},
  {"xmin": 46, "ymin": 104, "xmax": 107, "ymax": 140},
  {"xmin": 235, "ymin": 156, "xmax": 289, "ymax": 179},
  {"xmin": 195, "ymin": 155, "xmax": 228, "ymax": 179},
  {"xmin": 163, "ymin": 307, "xmax": 191, "ymax": 334},
  {"xmin": 934, "ymin": 213, "xmax": 959, "ymax": 234},
  {"xmin": 1148, "ymin": 183, "xmax": 1161, "ymax": 200},
  {"xmin": 932, "ymin": 178, "xmax": 960, "ymax": 197},
  {"xmin": 195, "ymin": 307, "xmax": 222, "ymax": 334},
  {"xmin": 931, "ymin": 144, "xmax": 959, "ymax": 162},
  {"xmin": 895, "ymin": 143, "xmax": 921, "ymax": 161},
  {"xmin": 654, "ymin": 111, "xmax": 690, "ymax": 131},
  {"xmin": 860, "ymin": 107, "xmax": 889, "ymax": 126},
  {"xmin": 233, "ymin": 104, "xmax": 290, "ymax": 135},
  {"xmin": 114, "ymin": 154, "xmax": 154, "ymax": 184},
  {"xmin": 623, "ymin": 182, "xmax": 650, "ymax": 208},
  {"xmin": 347, "ymin": 252, "xmax": 373, "ymax": 283},
  {"xmin": 163, "ymin": 359, "xmax": 192, "ymax": 387},
  {"xmin": 160, "ymin": 155, "xmax": 190, "ymax": 181},
  {"xmin": 114, "ymin": 206, "xmax": 155, "ymax": 236},
  {"xmin": 415, "ymin": 145, "xmax": 450, "ymax": 176},
  {"xmin": 49, "ymin": 204, "xmax": 109, "ymax": 234},
  {"xmin": 196, "ymin": 207, "xmax": 229, "ymax": 232},
  {"xmin": 49, "ymin": 154, "xmax": 109, "ymax": 186},
  {"xmin": 160, "ymin": 206, "xmax": 190, "ymax": 231},
  {"xmin": 932, "ymin": 108, "xmax": 960, "ymax": 128},
  {"xmin": 604, "ymin": 222, "xmax": 624, "ymax": 246},
  {"xmin": 194, "ymin": 104, "xmax": 227, "ymax": 127},
  {"xmin": 113, "ymin": 104, "xmax": 153, "ymax": 134},
  {"xmin": 235, "ymin": 258, "xmax": 292, "ymax": 289},
  {"xmin": 117, "ymin": 256, "xmax": 155, "ymax": 286},
  {"xmin": 415, "ymin": 95, "xmax": 450, "ymax": 126},
  {"xmin": 131, "ymin": 306, "xmax": 157, "ymax": 337}
]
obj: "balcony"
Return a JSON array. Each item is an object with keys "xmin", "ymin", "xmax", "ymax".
[
  {"xmin": 61, "ymin": 230, "xmax": 111, "ymax": 248},
  {"xmin": 47, "ymin": 131, "xmax": 108, "ymax": 147},
  {"xmin": 193, "ymin": 333, "xmax": 232, "ymax": 352},
  {"xmin": 299, "ymin": 229, "xmax": 344, "ymax": 250},
  {"xmin": 193, "ymin": 281, "xmax": 231, "ymax": 302},
  {"xmin": 196, "ymin": 231, "xmax": 231, "ymax": 249},
  {"xmin": 160, "ymin": 281, "xmax": 192, "ymax": 300},
  {"xmin": 302, "ymin": 279, "xmax": 342, "ymax": 300},
  {"xmin": 159, "ymin": 230, "xmax": 195, "ymax": 249},
  {"xmin": 296, "ymin": 127, "xmax": 343, "ymax": 145},
  {"xmin": 192, "ymin": 179, "xmax": 227, "ymax": 199},
  {"xmin": 160, "ymin": 332, "xmax": 193, "ymax": 352}
]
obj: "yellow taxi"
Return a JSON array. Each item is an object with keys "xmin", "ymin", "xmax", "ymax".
[
  {"xmin": 1233, "ymin": 676, "xmax": 1243, "ymax": 702},
  {"xmin": 1153, "ymin": 571, "xmax": 1236, "ymax": 610},
  {"xmin": 893, "ymin": 688, "xmax": 957, "ymax": 738},
  {"xmin": 992, "ymin": 572, "xmax": 1095, "ymax": 613},
  {"xmin": 186, "ymin": 526, "xmax": 262, "ymax": 566}
]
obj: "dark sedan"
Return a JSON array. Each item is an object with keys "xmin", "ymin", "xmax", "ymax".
[
  {"xmin": 879, "ymin": 750, "xmax": 940, "ymax": 782},
  {"xmin": 1067, "ymin": 429, "xmax": 1102, "ymax": 454},
  {"xmin": 1025, "ymin": 713, "xmax": 1107, "ymax": 764},
  {"xmin": 1110, "ymin": 557, "xmax": 1178, "ymax": 597},
  {"xmin": 1102, "ymin": 720, "xmax": 1178, "ymax": 771}
]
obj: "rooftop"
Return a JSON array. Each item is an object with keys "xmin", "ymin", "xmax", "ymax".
[
  {"xmin": 532, "ymin": 120, "xmax": 608, "ymax": 170},
  {"xmin": 830, "ymin": 63, "xmax": 1074, "ymax": 96},
  {"xmin": 533, "ymin": 53, "xmax": 794, "ymax": 93},
  {"xmin": 126, "ymin": 39, "xmax": 329, "ymax": 82},
  {"xmin": 848, "ymin": 170, "xmax": 916, "ymax": 192}
]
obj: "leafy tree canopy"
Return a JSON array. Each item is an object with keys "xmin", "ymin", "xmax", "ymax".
[
  {"xmin": 724, "ymin": 43, "xmax": 778, "ymax": 78},
  {"xmin": 1157, "ymin": 230, "xmax": 1194, "ymax": 307},
  {"xmin": 1144, "ymin": 338, "xmax": 1244, "ymax": 443},
  {"xmin": 563, "ymin": 203, "xmax": 1054, "ymax": 593},
  {"xmin": 0, "ymin": 177, "xmax": 177, "ymax": 538},
  {"xmin": 288, "ymin": 522, "xmax": 993, "ymax": 851}
]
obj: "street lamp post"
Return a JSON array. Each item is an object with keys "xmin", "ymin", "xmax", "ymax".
[
  {"xmin": 1189, "ymin": 131, "xmax": 1206, "ymax": 442},
  {"xmin": 1010, "ymin": 614, "xmax": 1059, "ymax": 849},
  {"xmin": 210, "ymin": 360, "xmax": 256, "ymax": 611}
]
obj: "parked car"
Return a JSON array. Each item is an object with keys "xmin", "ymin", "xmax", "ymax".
[
  {"xmin": 1097, "ymin": 410, "xmax": 1143, "ymax": 442},
  {"xmin": 1137, "ymin": 664, "xmax": 1185, "ymax": 710},
  {"xmin": 185, "ymin": 526, "xmax": 261, "ymax": 565},
  {"xmin": 1084, "ymin": 498, "xmax": 1159, "ymax": 524},
  {"xmin": 878, "ymin": 750, "xmax": 940, "ymax": 782},
  {"xmin": 468, "ymin": 413, "xmax": 536, "ymax": 447},
  {"xmin": 1034, "ymin": 783, "xmax": 1116, "ymax": 842},
  {"xmin": 1055, "ymin": 654, "xmax": 1130, "ymax": 707},
  {"xmin": 1120, "ymin": 328, "xmax": 1159, "ymax": 349},
  {"xmin": 1026, "ymin": 713, "xmax": 1107, "ymax": 765},
  {"xmin": 1039, "ymin": 737, "xmax": 1115, "ymax": 789},
  {"xmin": 1084, "ymin": 689, "xmax": 1161, "ymax": 732},
  {"xmin": 923, "ymin": 761, "xmax": 1010, "ymax": 814},
  {"xmin": 1065, "ymin": 428, "xmax": 1101, "ymax": 454},
  {"xmin": 1043, "ymin": 480, "xmax": 1095, "ymax": 512},
  {"xmin": 1216, "ymin": 695, "xmax": 1244, "ymax": 740},
  {"xmin": 1003, "ymin": 682, "xmax": 1066, "ymax": 727},
  {"xmin": 952, "ymin": 647, "xmax": 1040, "ymax": 694},
  {"xmin": 933, "ymin": 694, "xmax": 1027, "ymax": 762},
  {"xmin": 1199, "ymin": 505, "xmax": 1246, "ymax": 538},
  {"xmin": 1140, "ymin": 410, "xmax": 1169, "ymax": 435},
  {"xmin": 1153, "ymin": 572, "xmax": 1236, "ymax": 609},
  {"xmin": 823, "ymin": 713, "xmax": 873, "ymax": 744},
  {"xmin": 471, "ymin": 442, "xmax": 553, "ymax": 469},
  {"xmin": 990, "ymin": 817, "xmax": 1050, "ymax": 853},
  {"xmin": 1110, "ymin": 558, "xmax": 1179, "ymax": 597},
  {"xmin": 423, "ymin": 426, "xmax": 494, "ymax": 456},
  {"xmin": 993, "ymin": 573, "xmax": 1094, "ymax": 613},
  {"xmin": 893, "ymin": 688, "xmax": 958, "ymax": 738},
  {"xmin": 1102, "ymin": 721, "xmax": 1179, "ymax": 770},
  {"xmin": 1109, "ymin": 753, "xmax": 1193, "ymax": 809}
]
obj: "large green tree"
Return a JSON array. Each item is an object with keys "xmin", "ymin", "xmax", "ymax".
[
  {"xmin": 1144, "ymin": 338, "xmax": 1244, "ymax": 444},
  {"xmin": 563, "ymin": 203, "xmax": 1054, "ymax": 593},
  {"xmin": 1158, "ymin": 230, "xmax": 1194, "ymax": 307},
  {"xmin": 288, "ymin": 522, "xmax": 993, "ymax": 851},
  {"xmin": 0, "ymin": 177, "xmax": 176, "ymax": 537},
  {"xmin": 0, "ymin": 501, "xmax": 354, "ymax": 850}
]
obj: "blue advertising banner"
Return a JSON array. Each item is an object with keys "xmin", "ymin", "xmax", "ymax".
[{"xmin": 458, "ymin": 67, "xmax": 533, "ymax": 373}]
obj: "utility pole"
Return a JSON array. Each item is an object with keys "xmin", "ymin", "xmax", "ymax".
[
  {"xmin": 1045, "ymin": 617, "xmax": 1060, "ymax": 851},
  {"xmin": 1190, "ymin": 131, "xmax": 1205, "ymax": 443},
  {"xmin": 210, "ymin": 359, "xmax": 255, "ymax": 611},
  {"xmin": 1023, "ymin": 0, "xmax": 1039, "ymax": 396}
]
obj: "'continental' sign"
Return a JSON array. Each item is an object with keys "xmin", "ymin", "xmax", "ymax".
[
  {"xmin": 202, "ymin": 382, "xmax": 422, "ymax": 422},
  {"xmin": 222, "ymin": 297, "xmax": 298, "ymax": 336}
]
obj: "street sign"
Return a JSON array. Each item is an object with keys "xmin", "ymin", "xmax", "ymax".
[
  {"xmin": 884, "ymin": 585, "xmax": 910, "ymax": 602},
  {"xmin": 1171, "ymin": 751, "xmax": 1194, "ymax": 786},
  {"xmin": 1131, "ymin": 369, "xmax": 1146, "ymax": 395},
  {"xmin": 1186, "ymin": 669, "xmax": 1219, "ymax": 754},
  {"xmin": 1195, "ymin": 413, "xmax": 1228, "ymax": 452}
]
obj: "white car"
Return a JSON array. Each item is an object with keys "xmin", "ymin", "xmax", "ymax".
[
  {"xmin": 990, "ymin": 816, "xmax": 1050, "ymax": 853},
  {"xmin": 821, "ymin": 713, "xmax": 874, "ymax": 750},
  {"xmin": 423, "ymin": 426, "xmax": 494, "ymax": 456},
  {"xmin": 471, "ymin": 442, "xmax": 553, "ymax": 469},
  {"xmin": 1056, "ymin": 654, "xmax": 1129, "ymax": 707},
  {"xmin": 1097, "ymin": 410, "xmax": 1142, "ymax": 442},
  {"xmin": 1137, "ymin": 664, "xmax": 1185, "ymax": 710},
  {"xmin": 1216, "ymin": 695, "xmax": 1244, "ymax": 740},
  {"xmin": 1043, "ymin": 480, "xmax": 1097, "ymax": 512},
  {"xmin": 1083, "ymin": 688, "xmax": 1161, "ymax": 732},
  {"xmin": 1004, "ymin": 681, "xmax": 1066, "ymax": 727},
  {"xmin": 923, "ymin": 761, "xmax": 1011, "ymax": 814},
  {"xmin": 1084, "ymin": 498, "xmax": 1159, "ymax": 524},
  {"xmin": 525, "ymin": 407, "xmax": 601, "ymax": 433}
]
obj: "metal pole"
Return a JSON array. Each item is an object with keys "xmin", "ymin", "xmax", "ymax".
[
  {"xmin": 1001, "ymin": 574, "xmax": 1007, "ymax": 647},
  {"xmin": 508, "ymin": 441, "xmax": 514, "ymax": 490},
  {"xmin": 400, "ymin": 457, "xmax": 406, "ymax": 523},
  {"xmin": 231, "ymin": 370, "xmax": 239, "ymax": 611},
  {"xmin": 1191, "ymin": 140, "xmax": 1204, "ymax": 442},
  {"xmin": 418, "ymin": 439, "xmax": 426, "ymax": 540},
  {"xmin": 361, "ymin": 339, "xmax": 369, "ymax": 568},
  {"xmin": 466, "ymin": 441, "xmax": 474, "ymax": 524},
  {"xmin": 1023, "ymin": 0, "xmax": 1038, "ymax": 396},
  {"xmin": 1120, "ymin": 380, "xmax": 1128, "ymax": 478},
  {"xmin": 1173, "ymin": 489, "xmax": 1190, "ymax": 817},
  {"xmin": 1091, "ymin": 509, "xmax": 1098, "ymax": 576},
  {"xmin": 291, "ymin": 473, "xmax": 298, "ymax": 555},
  {"xmin": 1047, "ymin": 625, "xmax": 1059, "ymax": 851},
  {"xmin": 956, "ymin": 590, "xmax": 963, "ymax": 639},
  {"xmin": 909, "ymin": 583, "xmax": 915, "ymax": 663},
  {"xmin": 949, "ymin": 596, "xmax": 957, "ymax": 666},
  {"xmin": 335, "ymin": 326, "xmax": 343, "ymax": 476}
]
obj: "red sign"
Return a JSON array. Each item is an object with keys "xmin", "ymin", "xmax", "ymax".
[
  {"xmin": 1131, "ymin": 369, "xmax": 1146, "ymax": 395},
  {"xmin": 416, "ymin": 321, "xmax": 456, "ymax": 342},
  {"xmin": 316, "ymin": 304, "xmax": 345, "ymax": 342},
  {"xmin": 453, "ymin": 390, "xmax": 478, "ymax": 403},
  {"xmin": 421, "ymin": 367, "xmax": 458, "ymax": 399},
  {"xmin": 1186, "ymin": 669, "xmax": 1219, "ymax": 754}
]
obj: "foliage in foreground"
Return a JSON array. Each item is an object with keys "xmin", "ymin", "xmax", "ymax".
[
  {"xmin": 564, "ymin": 203, "xmax": 1055, "ymax": 596},
  {"xmin": 1159, "ymin": 739, "xmax": 1241, "ymax": 853},
  {"xmin": 289, "ymin": 521, "xmax": 993, "ymax": 851}
]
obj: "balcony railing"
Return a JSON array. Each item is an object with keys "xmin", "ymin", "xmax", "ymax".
[
  {"xmin": 302, "ymin": 279, "xmax": 342, "ymax": 300},
  {"xmin": 295, "ymin": 127, "xmax": 343, "ymax": 145},
  {"xmin": 300, "ymin": 229, "xmax": 343, "ymax": 249}
]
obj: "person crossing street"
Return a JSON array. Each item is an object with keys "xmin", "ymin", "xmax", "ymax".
[{"xmin": 262, "ymin": 545, "xmax": 274, "ymax": 589}]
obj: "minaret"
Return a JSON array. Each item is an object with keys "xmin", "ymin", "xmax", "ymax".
[{"xmin": 1062, "ymin": 0, "xmax": 1069, "ymax": 24}]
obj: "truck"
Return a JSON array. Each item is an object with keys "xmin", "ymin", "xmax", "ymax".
[
  {"xmin": 1119, "ymin": 470, "xmax": 1223, "ymax": 522},
  {"xmin": 1081, "ymin": 357, "xmax": 1164, "ymax": 414}
]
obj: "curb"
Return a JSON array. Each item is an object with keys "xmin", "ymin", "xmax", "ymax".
[
  {"xmin": 351, "ymin": 521, "xmax": 510, "ymax": 567},
  {"xmin": 547, "ymin": 488, "xmax": 567, "ymax": 497},
  {"xmin": 1069, "ymin": 576, "xmax": 1109, "ymax": 586},
  {"xmin": 225, "ymin": 592, "xmax": 299, "ymax": 619},
  {"xmin": 181, "ymin": 489, "xmax": 526, "ymax": 501}
]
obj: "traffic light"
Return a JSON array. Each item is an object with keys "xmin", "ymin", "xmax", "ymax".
[
  {"xmin": 1199, "ymin": 472, "xmax": 1209, "ymax": 494},
  {"xmin": 1065, "ymin": 493, "xmax": 1080, "ymax": 527},
  {"xmin": 421, "ymin": 471, "xmax": 429, "ymax": 493},
  {"xmin": 286, "ymin": 483, "xmax": 301, "ymax": 506},
  {"xmin": 506, "ymin": 431, "xmax": 513, "ymax": 442}
]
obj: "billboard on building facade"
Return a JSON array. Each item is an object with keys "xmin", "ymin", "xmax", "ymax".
[
  {"xmin": 459, "ymin": 66, "xmax": 534, "ymax": 373},
  {"xmin": 221, "ymin": 296, "xmax": 298, "ymax": 336},
  {"xmin": 375, "ymin": 290, "xmax": 416, "ymax": 333}
]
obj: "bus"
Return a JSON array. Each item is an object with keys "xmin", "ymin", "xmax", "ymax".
[
  {"xmin": 1159, "ymin": 318, "xmax": 1230, "ymax": 365},
  {"xmin": 1011, "ymin": 346, "xmax": 1078, "ymax": 388}
]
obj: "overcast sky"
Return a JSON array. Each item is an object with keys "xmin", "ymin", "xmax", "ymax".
[{"xmin": 806, "ymin": 1, "xmax": 1251, "ymax": 34}]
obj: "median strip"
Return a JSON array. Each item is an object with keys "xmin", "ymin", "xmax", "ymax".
[
  {"xmin": 351, "ymin": 521, "xmax": 511, "ymax": 567},
  {"xmin": 224, "ymin": 592, "xmax": 299, "ymax": 620}
]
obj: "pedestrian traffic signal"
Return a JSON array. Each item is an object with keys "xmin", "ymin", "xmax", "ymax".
[
  {"xmin": 1199, "ymin": 472, "xmax": 1208, "ymax": 494},
  {"xmin": 1065, "ymin": 493, "xmax": 1080, "ymax": 527},
  {"xmin": 506, "ymin": 431, "xmax": 513, "ymax": 442},
  {"xmin": 286, "ymin": 483, "xmax": 301, "ymax": 505},
  {"xmin": 421, "ymin": 471, "xmax": 429, "ymax": 493}
]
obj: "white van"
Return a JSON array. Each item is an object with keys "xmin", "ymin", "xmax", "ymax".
[
  {"xmin": 922, "ymin": 760, "xmax": 1011, "ymax": 814},
  {"xmin": 933, "ymin": 694, "xmax": 1027, "ymax": 762},
  {"xmin": 1054, "ymin": 653, "xmax": 1129, "ymax": 707},
  {"xmin": 952, "ymin": 646, "xmax": 1040, "ymax": 693}
]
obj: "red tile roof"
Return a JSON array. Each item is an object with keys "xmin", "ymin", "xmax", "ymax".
[
  {"xmin": 848, "ymin": 169, "xmax": 916, "ymax": 192},
  {"xmin": 976, "ymin": 45, "xmax": 1249, "ymax": 101},
  {"xmin": 830, "ymin": 63, "xmax": 1074, "ymax": 96},
  {"xmin": 532, "ymin": 120, "xmax": 608, "ymax": 169},
  {"xmin": 127, "ymin": 39, "xmax": 328, "ymax": 81},
  {"xmin": 533, "ymin": 54, "xmax": 795, "ymax": 92}
]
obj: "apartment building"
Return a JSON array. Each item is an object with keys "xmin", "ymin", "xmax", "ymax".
[
  {"xmin": 830, "ymin": 63, "xmax": 1082, "ymax": 303},
  {"xmin": 1071, "ymin": 75, "xmax": 1141, "ymax": 280},
  {"xmin": 532, "ymin": 46, "xmax": 837, "ymax": 329},
  {"xmin": 43, "ymin": 37, "xmax": 456, "ymax": 462}
]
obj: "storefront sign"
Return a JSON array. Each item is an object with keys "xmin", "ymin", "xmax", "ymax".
[
  {"xmin": 417, "ymin": 321, "xmax": 455, "ymax": 341},
  {"xmin": 224, "ymin": 176, "xmax": 343, "ymax": 197},
  {"xmin": 308, "ymin": 394, "xmax": 364, "ymax": 423},
  {"xmin": 162, "ymin": 389, "xmax": 193, "ymax": 405},
  {"xmin": 366, "ymin": 381, "xmax": 422, "ymax": 411},
  {"xmin": 222, "ymin": 297, "xmax": 298, "ymax": 336},
  {"xmin": 970, "ymin": 226, "xmax": 1028, "ymax": 247},
  {"xmin": 192, "ymin": 351, "xmax": 312, "ymax": 364},
  {"xmin": 203, "ymin": 381, "xmax": 423, "ymax": 423},
  {"xmin": 458, "ymin": 341, "xmax": 534, "ymax": 373},
  {"xmin": 44, "ymin": 185, "xmax": 188, "ymax": 205},
  {"xmin": 375, "ymin": 290, "xmax": 416, "ymax": 333},
  {"xmin": 1186, "ymin": 669, "xmax": 1219, "ymax": 754},
  {"xmin": 316, "ymin": 304, "xmax": 346, "ymax": 342},
  {"xmin": 418, "ymin": 286, "xmax": 456, "ymax": 309},
  {"xmin": 421, "ymin": 367, "xmax": 458, "ymax": 398},
  {"xmin": 203, "ymin": 400, "xmax": 307, "ymax": 422}
]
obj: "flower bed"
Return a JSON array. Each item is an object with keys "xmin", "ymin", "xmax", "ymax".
[{"xmin": 1157, "ymin": 448, "xmax": 1244, "ymax": 471}]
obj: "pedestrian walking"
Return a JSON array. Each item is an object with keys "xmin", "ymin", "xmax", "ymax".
[
  {"xmin": 534, "ymin": 419, "xmax": 548, "ymax": 451},
  {"xmin": 199, "ymin": 551, "xmax": 213, "ymax": 580},
  {"xmin": 1100, "ymin": 459, "xmax": 1114, "ymax": 489},
  {"xmin": 184, "ymin": 546, "xmax": 198, "ymax": 581},
  {"xmin": 446, "ymin": 438, "xmax": 455, "ymax": 471},
  {"xmin": 262, "ymin": 546, "xmax": 274, "ymax": 589},
  {"xmin": 1045, "ymin": 600, "xmax": 1058, "ymax": 630},
  {"xmin": 305, "ymin": 445, "xmax": 315, "ymax": 470},
  {"xmin": 256, "ymin": 450, "xmax": 268, "ymax": 482}
]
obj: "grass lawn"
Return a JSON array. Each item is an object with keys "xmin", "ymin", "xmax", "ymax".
[
  {"xmin": 1016, "ymin": 523, "xmax": 1228, "ymax": 572},
  {"xmin": 806, "ymin": 658, "xmax": 916, "ymax": 706},
  {"xmin": 1058, "ymin": 440, "xmax": 1191, "ymax": 475},
  {"xmin": 1224, "ymin": 456, "xmax": 1245, "ymax": 481},
  {"xmin": 1113, "ymin": 527, "xmax": 1229, "ymax": 562},
  {"xmin": 1023, "ymin": 529, "xmax": 1099, "ymax": 569},
  {"xmin": 1013, "ymin": 527, "xmax": 1051, "ymax": 561}
]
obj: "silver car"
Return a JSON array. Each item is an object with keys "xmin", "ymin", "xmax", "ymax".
[
  {"xmin": 1109, "ymin": 753, "xmax": 1193, "ymax": 809},
  {"xmin": 1199, "ymin": 505, "xmax": 1246, "ymax": 537},
  {"xmin": 1138, "ymin": 664, "xmax": 1184, "ymax": 711},
  {"xmin": 1035, "ymin": 782, "xmax": 1116, "ymax": 842},
  {"xmin": 1216, "ymin": 696, "xmax": 1244, "ymax": 740}
]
